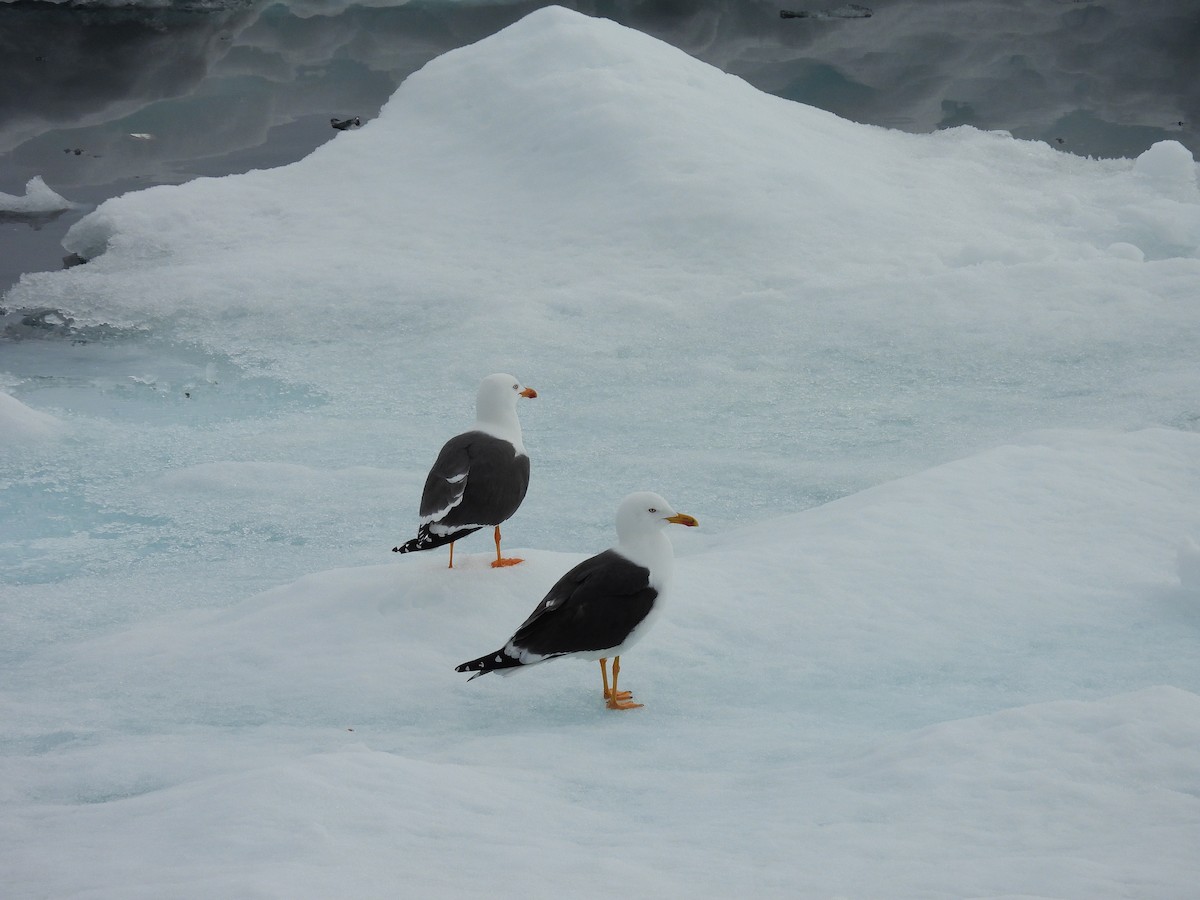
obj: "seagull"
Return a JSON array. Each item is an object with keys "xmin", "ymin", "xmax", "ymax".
[
  {"xmin": 393, "ymin": 373, "xmax": 536, "ymax": 568},
  {"xmin": 455, "ymin": 491, "xmax": 698, "ymax": 709}
]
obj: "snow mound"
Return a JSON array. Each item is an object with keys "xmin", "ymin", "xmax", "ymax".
[
  {"xmin": 0, "ymin": 176, "xmax": 73, "ymax": 216},
  {"xmin": 9, "ymin": 4, "xmax": 1194, "ymax": 348},
  {"xmin": 1134, "ymin": 139, "xmax": 1198, "ymax": 190}
]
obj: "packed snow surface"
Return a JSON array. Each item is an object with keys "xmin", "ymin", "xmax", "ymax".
[
  {"xmin": 2, "ymin": 8, "xmax": 1199, "ymax": 898},
  {"xmin": 0, "ymin": 388, "xmax": 66, "ymax": 441}
]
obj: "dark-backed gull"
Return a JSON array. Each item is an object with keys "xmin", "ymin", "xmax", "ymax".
[
  {"xmin": 455, "ymin": 491, "xmax": 697, "ymax": 709},
  {"xmin": 393, "ymin": 373, "xmax": 536, "ymax": 568}
]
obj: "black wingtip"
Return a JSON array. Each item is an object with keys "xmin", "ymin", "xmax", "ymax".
[
  {"xmin": 456, "ymin": 650, "xmax": 522, "ymax": 680},
  {"xmin": 455, "ymin": 656, "xmax": 491, "ymax": 674},
  {"xmin": 393, "ymin": 525, "xmax": 477, "ymax": 556},
  {"xmin": 455, "ymin": 660, "xmax": 488, "ymax": 682}
]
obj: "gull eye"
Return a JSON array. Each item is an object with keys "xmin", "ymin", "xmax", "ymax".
[
  {"xmin": 512, "ymin": 384, "xmax": 519, "ymax": 390},
  {"xmin": 648, "ymin": 508, "xmax": 657, "ymax": 513}
]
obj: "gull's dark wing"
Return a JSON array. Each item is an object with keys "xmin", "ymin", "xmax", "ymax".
[
  {"xmin": 510, "ymin": 549, "xmax": 657, "ymax": 658},
  {"xmin": 418, "ymin": 433, "xmax": 473, "ymax": 522}
]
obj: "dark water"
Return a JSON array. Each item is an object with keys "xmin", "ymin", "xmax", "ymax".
[{"xmin": 2, "ymin": 0, "xmax": 1197, "ymax": 295}]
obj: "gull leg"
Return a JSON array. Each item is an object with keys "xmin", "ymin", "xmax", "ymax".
[
  {"xmin": 600, "ymin": 658, "xmax": 632, "ymax": 702},
  {"xmin": 606, "ymin": 656, "xmax": 642, "ymax": 710},
  {"xmin": 448, "ymin": 541, "xmax": 455, "ymax": 569},
  {"xmin": 490, "ymin": 525, "xmax": 524, "ymax": 568}
]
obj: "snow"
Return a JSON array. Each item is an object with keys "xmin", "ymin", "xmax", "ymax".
[
  {"xmin": 0, "ymin": 175, "xmax": 72, "ymax": 215},
  {"xmin": 0, "ymin": 388, "xmax": 66, "ymax": 441},
  {"xmin": 1179, "ymin": 537, "xmax": 1200, "ymax": 597},
  {"xmin": 2, "ymin": 7, "xmax": 1199, "ymax": 897},
  {"xmin": 1134, "ymin": 138, "xmax": 1199, "ymax": 188}
]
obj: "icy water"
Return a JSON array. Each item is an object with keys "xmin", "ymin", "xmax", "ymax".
[{"xmin": 2, "ymin": 0, "xmax": 1198, "ymax": 294}]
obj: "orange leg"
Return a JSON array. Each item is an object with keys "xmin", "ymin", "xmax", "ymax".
[
  {"xmin": 599, "ymin": 658, "xmax": 632, "ymax": 701},
  {"xmin": 604, "ymin": 656, "xmax": 642, "ymax": 710},
  {"xmin": 447, "ymin": 541, "xmax": 455, "ymax": 569},
  {"xmin": 489, "ymin": 525, "xmax": 524, "ymax": 568}
]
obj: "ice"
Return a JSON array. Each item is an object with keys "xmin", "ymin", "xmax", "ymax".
[
  {"xmin": 4, "ymin": 428, "xmax": 1200, "ymax": 897},
  {"xmin": 1133, "ymin": 139, "xmax": 1199, "ymax": 189},
  {"xmin": 1179, "ymin": 537, "xmax": 1200, "ymax": 597},
  {"xmin": 0, "ymin": 175, "xmax": 72, "ymax": 215},
  {"xmin": 0, "ymin": 389, "xmax": 66, "ymax": 442},
  {"xmin": 2, "ymin": 8, "xmax": 1200, "ymax": 897},
  {"xmin": 0, "ymin": 175, "xmax": 74, "ymax": 229}
]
